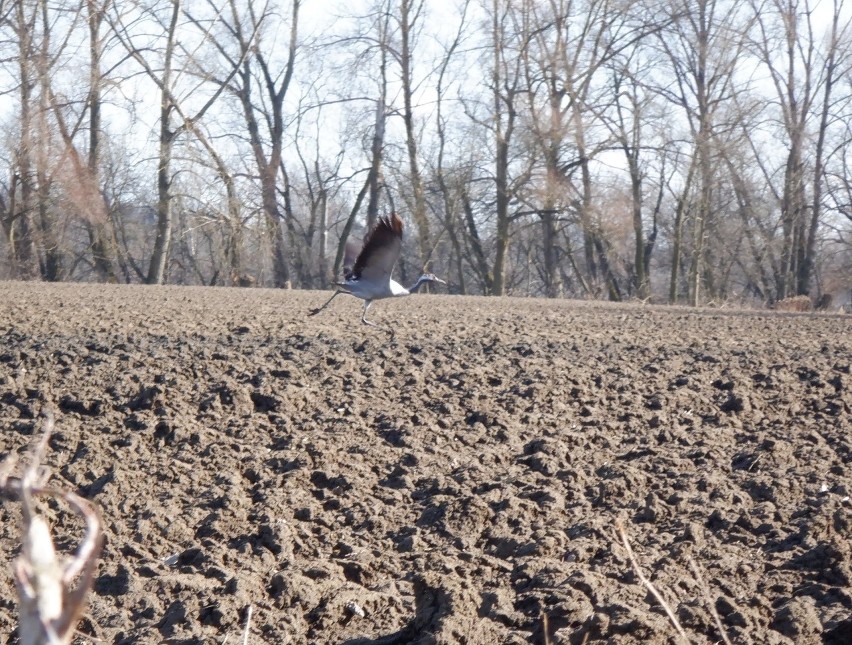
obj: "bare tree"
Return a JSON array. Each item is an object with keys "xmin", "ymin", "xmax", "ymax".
[
  {"xmin": 142, "ymin": 0, "xmax": 179, "ymax": 285},
  {"xmin": 108, "ymin": 0, "xmax": 247, "ymax": 285},
  {"xmin": 433, "ymin": 0, "xmax": 472, "ymax": 293},
  {"xmin": 520, "ymin": 0, "xmax": 661, "ymax": 300},
  {"xmin": 6, "ymin": 0, "xmax": 43, "ymax": 279},
  {"xmin": 655, "ymin": 0, "xmax": 750, "ymax": 305},
  {"xmin": 84, "ymin": 0, "xmax": 119, "ymax": 282},
  {"xmin": 397, "ymin": 0, "xmax": 431, "ymax": 266},
  {"xmin": 751, "ymin": 0, "xmax": 852, "ymax": 298},
  {"xmin": 288, "ymin": 98, "xmax": 348, "ymax": 288},
  {"xmin": 363, "ymin": 6, "xmax": 391, "ymax": 233},
  {"xmin": 205, "ymin": 0, "xmax": 301, "ymax": 289},
  {"xmin": 484, "ymin": 0, "xmax": 525, "ymax": 296},
  {"xmin": 605, "ymin": 60, "xmax": 662, "ymax": 300}
]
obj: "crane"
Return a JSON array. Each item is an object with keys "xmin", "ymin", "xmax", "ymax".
[{"xmin": 308, "ymin": 212, "xmax": 446, "ymax": 333}]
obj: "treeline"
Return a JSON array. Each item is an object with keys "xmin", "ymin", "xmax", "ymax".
[{"xmin": 1, "ymin": 0, "xmax": 850, "ymax": 304}]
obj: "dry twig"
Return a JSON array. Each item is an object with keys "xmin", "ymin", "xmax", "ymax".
[
  {"xmin": 615, "ymin": 519, "xmax": 689, "ymax": 645},
  {"xmin": 0, "ymin": 409, "xmax": 104, "ymax": 645},
  {"xmin": 688, "ymin": 558, "xmax": 733, "ymax": 645},
  {"xmin": 242, "ymin": 604, "xmax": 253, "ymax": 645}
]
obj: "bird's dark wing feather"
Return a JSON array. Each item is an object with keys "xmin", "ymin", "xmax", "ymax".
[
  {"xmin": 342, "ymin": 241, "xmax": 361, "ymax": 280},
  {"xmin": 351, "ymin": 213, "xmax": 403, "ymax": 283}
]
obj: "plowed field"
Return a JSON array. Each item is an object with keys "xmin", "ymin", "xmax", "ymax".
[{"xmin": 1, "ymin": 282, "xmax": 850, "ymax": 644}]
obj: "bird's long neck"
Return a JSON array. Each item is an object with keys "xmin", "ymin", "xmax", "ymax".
[{"xmin": 407, "ymin": 275, "xmax": 430, "ymax": 293}]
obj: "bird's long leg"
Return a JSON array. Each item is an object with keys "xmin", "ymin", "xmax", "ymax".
[
  {"xmin": 309, "ymin": 290, "xmax": 346, "ymax": 316},
  {"xmin": 361, "ymin": 301, "xmax": 395, "ymax": 338},
  {"xmin": 360, "ymin": 300, "xmax": 376, "ymax": 326}
]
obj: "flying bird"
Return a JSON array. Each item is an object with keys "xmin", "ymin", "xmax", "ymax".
[{"xmin": 309, "ymin": 212, "xmax": 446, "ymax": 333}]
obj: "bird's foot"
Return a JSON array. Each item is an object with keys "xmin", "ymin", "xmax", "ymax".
[{"xmin": 362, "ymin": 317, "xmax": 395, "ymax": 338}]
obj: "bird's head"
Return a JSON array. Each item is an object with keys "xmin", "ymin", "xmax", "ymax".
[
  {"xmin": 418, "ymin": 273, "xmax": 447, "ymax": 286},
  {"xmin": 408, "ymin": 273, "xmax": 447, "ymax": 293}
]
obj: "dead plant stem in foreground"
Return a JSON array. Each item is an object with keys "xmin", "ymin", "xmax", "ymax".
[
  {"xmin": 688, "ymin": 558, "xmax": 734, "ymax": 645},
  {"xmin": 615, "ymin": 519, "xmax": 690, "ymax": 645},
  {"xmin": 243, "ymin": 604, "xmax": 253, "ymax": 645},
  {"xmin": 0, "ymin": 409, "xmax": 104, "ymax": 645}
]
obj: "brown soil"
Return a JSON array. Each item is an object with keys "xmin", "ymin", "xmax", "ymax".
[{"xmin": 1, "ymin": 282, "xmax": 851, "ymax": 645}]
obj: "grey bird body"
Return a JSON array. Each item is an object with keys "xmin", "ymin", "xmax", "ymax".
[{"xmin": 308, "ymin": 213, "xmax": 446, "ymax": 332}]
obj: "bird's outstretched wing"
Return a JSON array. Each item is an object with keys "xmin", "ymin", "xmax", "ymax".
[
  {"xmin": 342, "ymin": 241, "xmax": 361, "ymax": 280},
  {"xmin": 350, "ymin": 213, "xmax": 403, "ymax": 284}
]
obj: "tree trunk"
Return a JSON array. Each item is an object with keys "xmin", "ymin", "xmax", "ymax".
[
  {"xmin": 687, "ymin": 3, "xmax": 713, "ymax": 307},
  {"xmin": 689, "ymin": 139, "xmax": 712, "ymax": 307},
  {"xmin": 399, "ymin": 0, "xmax": 430, "ymax": 265},
  {"xmin": 87, "ymin": 0, "xmax": 118, "ymax": 283},
  {"xmin": 146, "ymin": 123, "xmax": 175, "ymax": 284},
  {"xmin": 670, "ymin": 157, "xmax": 696, "ymax": 303},
  {"xmin": 261, "ymin": 167, "xmax": 290, "ymax": 288},
  {"xmin": 492, "ymin": 134, "xmax": 510, "ymax": 296},
  {"xmin": 461, "ymin": 190, "xmax": 493, "ymax": 294},
  {"xmin": 317, "ymin": 189, "xmax": 328, "ymax": 286},
  {"xmin": 14, "ymin": 0, "xmax": 39, "ymax": 280},
  {"xmin": 145, "ymin": 0, "xmax": 180, "ymax": 285},
  {"xmin": 33, "ymin": 3, "xmax": 64, "ymax": 282},
  {"xmin": 366, "ymin": 98, "xmax": 386, "ymax": 232},
  {"xmin": 798, "ymin": 3, "xmax": 841, "ymax": 296},
  {"xmin": 541, "ymin": 209, "xmax": 562, "ymax": 298},
  {"xmin": 490, "ymin": 0, "xmax": 513, "ymax": 297},
  {"xmin": 628, "ymin": 151, "xmax": 648, "ymax": 299}
]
